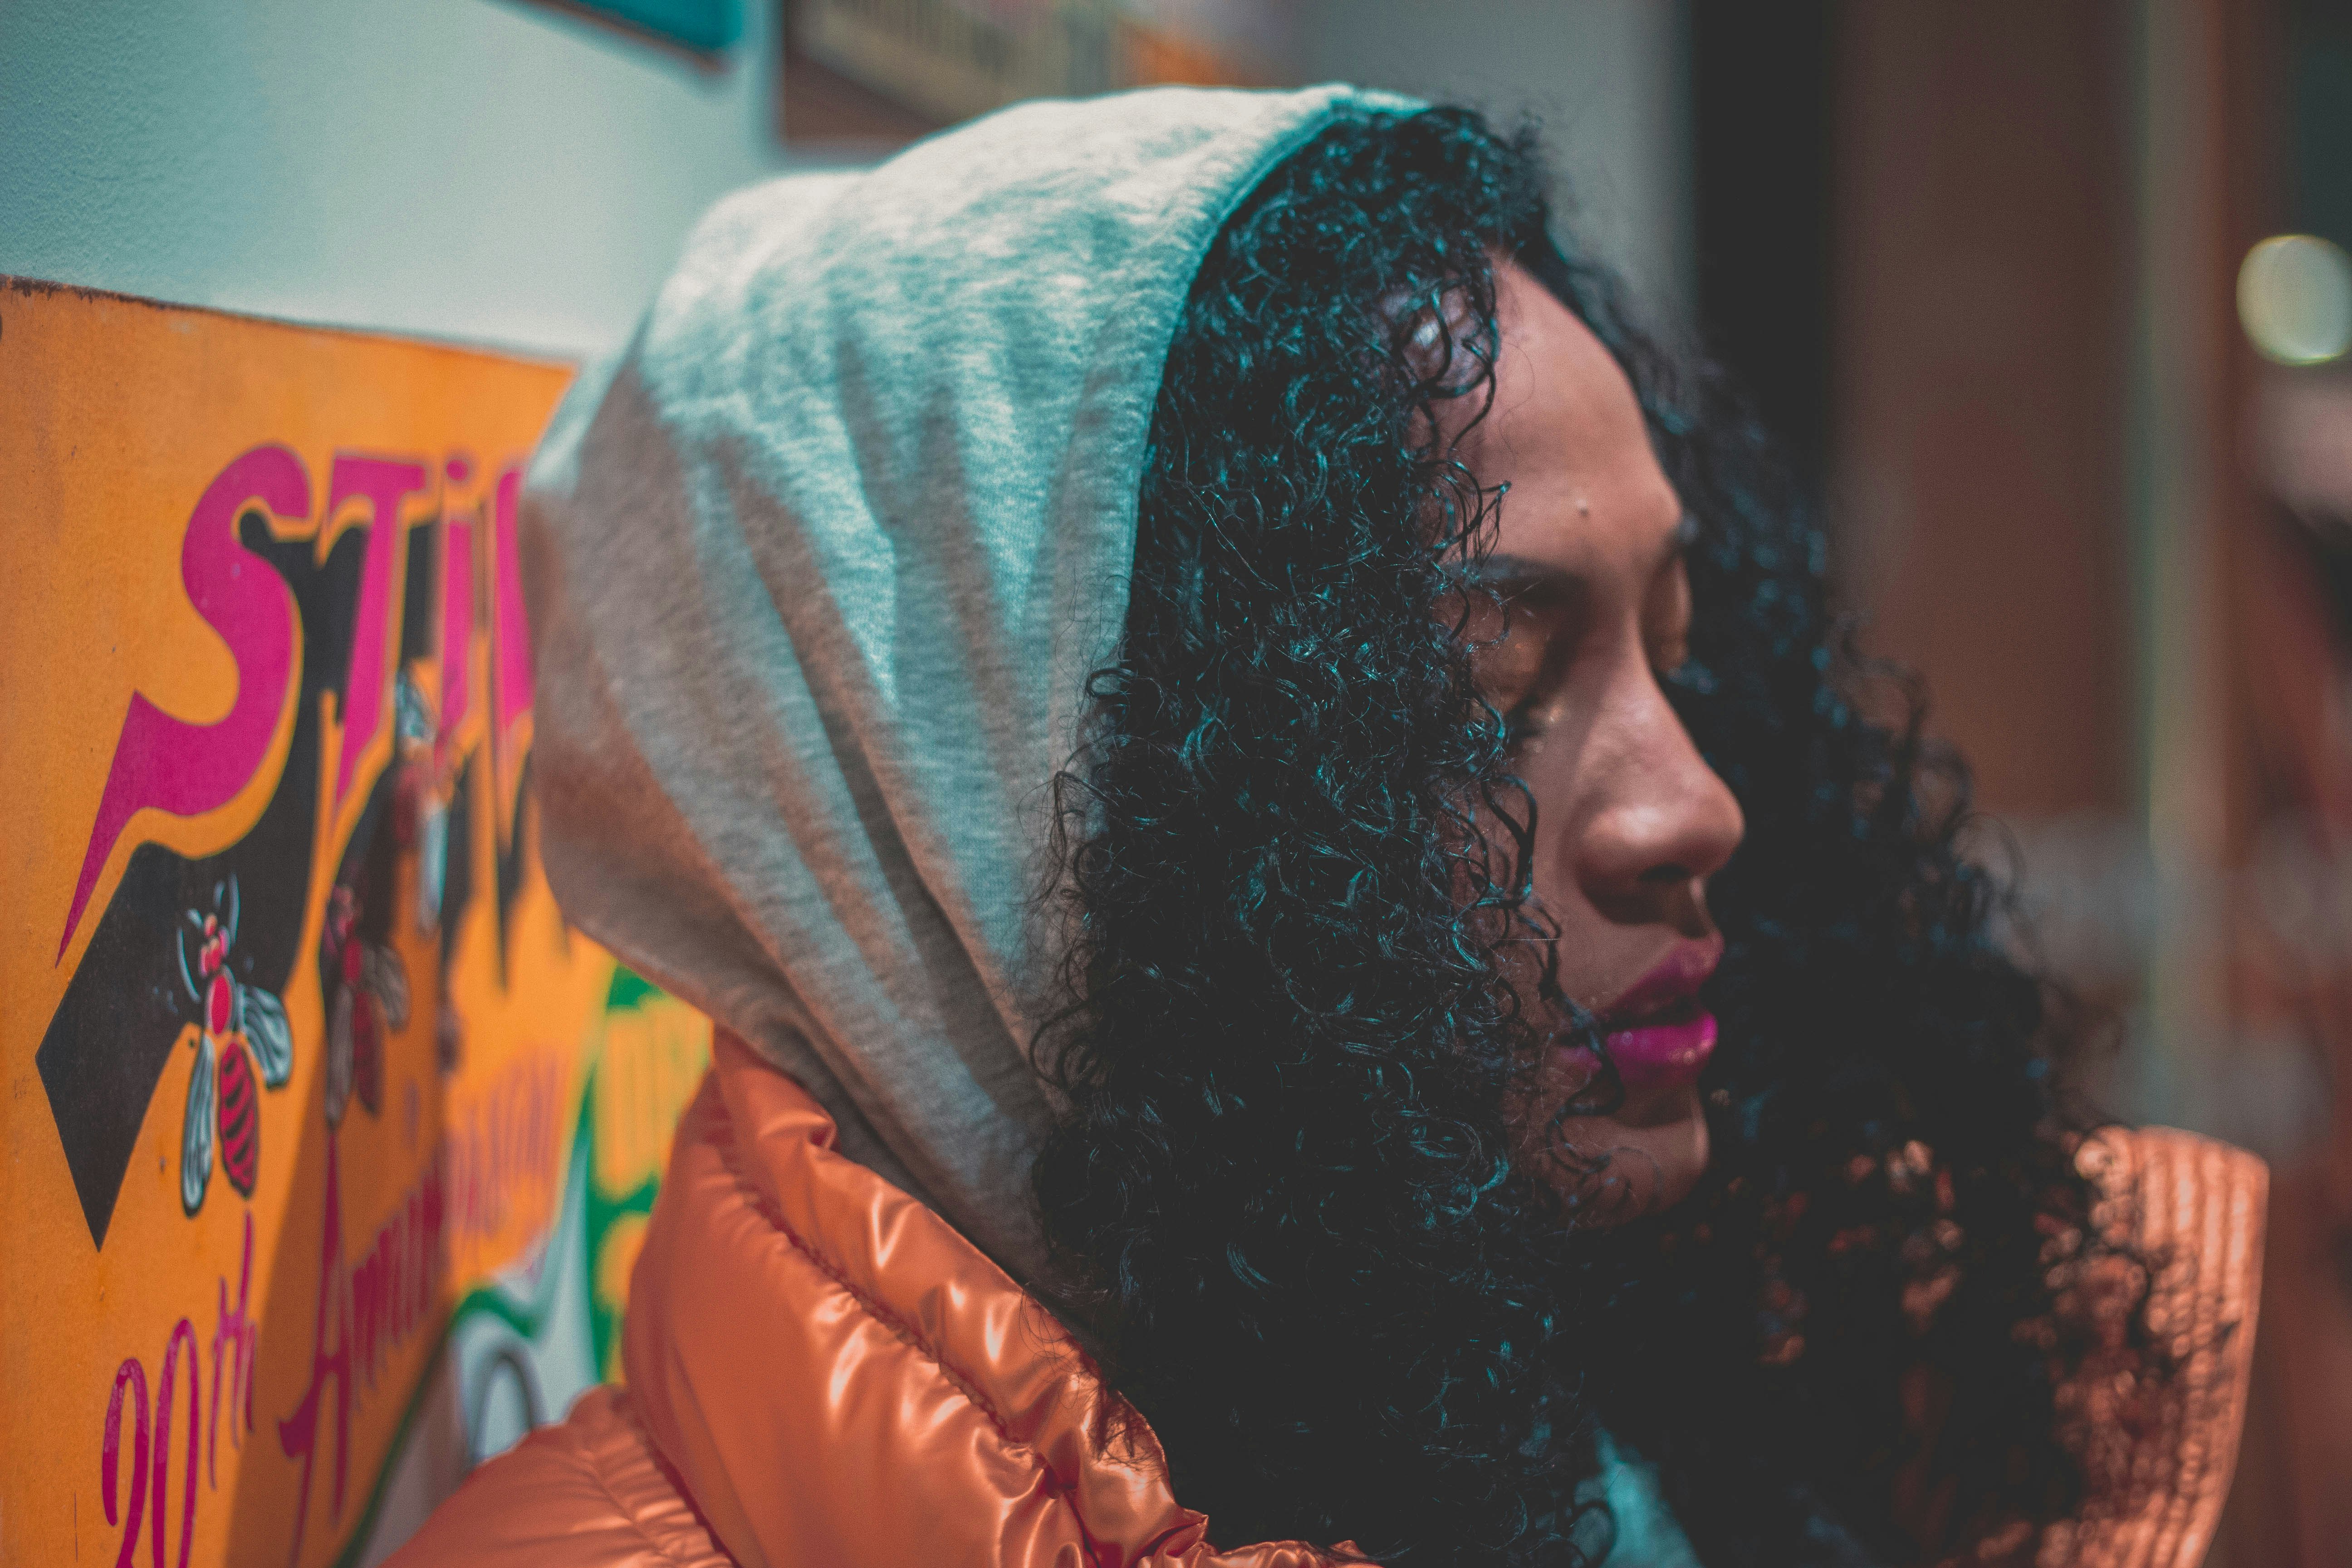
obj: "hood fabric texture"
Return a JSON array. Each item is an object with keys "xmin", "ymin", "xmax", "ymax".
[{"xmin": 523, "ymin": 83, "xmax": 1410, "ymax": 1280}]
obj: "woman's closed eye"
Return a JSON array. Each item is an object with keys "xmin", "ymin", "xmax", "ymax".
[
  {"xmin": 1464, "ymin": 580, "xmax": 1577, "ymax": 740},
  {"xmin": 1646, "ymin": 516, "xmax": 1699, "ymax": 680},
  {"xmin": 1645, "ymin": 566, "xmax": 1695, "ymax": 682},
  {"xmin": 1471, "ymin": 557, "xmax": 1694, "ymax": 744}
]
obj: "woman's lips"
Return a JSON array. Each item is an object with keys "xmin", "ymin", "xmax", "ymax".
[
  {"xmin": 1599, "ymin": 1005, "xmax": 1718, "ymax": 1091},
  {"xmin": 1583, "ymin": 935, "xmax": 1724, "ymax": 1093}
]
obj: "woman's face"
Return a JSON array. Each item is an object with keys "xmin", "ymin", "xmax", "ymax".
[{"xmin": 1450, "ymin": 261, "xmax": 1746, "ymax": 1220}]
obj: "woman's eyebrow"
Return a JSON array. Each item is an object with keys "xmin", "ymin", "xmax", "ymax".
[
  {"xmin": 1467, "ymin": 554, "xmax": 1582, "ymax": 595},
  {"xmin": 1470, "ymin": 523, "xmax": 1688, "ymax": 597}
]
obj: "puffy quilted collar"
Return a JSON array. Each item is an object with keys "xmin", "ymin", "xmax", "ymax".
[{"xmin": 621, "ymin": 1031, "xmax": 1344, "ymax": 1568}]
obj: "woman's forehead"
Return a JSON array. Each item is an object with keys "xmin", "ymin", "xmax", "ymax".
[{"xmin": 1465, "ymin": 262, "xmax": 1683, "ymax": 573}]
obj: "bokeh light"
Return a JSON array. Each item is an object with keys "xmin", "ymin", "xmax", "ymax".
[{"xmin": 2238, "ymin": 234, "xmax": 2352, "ymax": 366}]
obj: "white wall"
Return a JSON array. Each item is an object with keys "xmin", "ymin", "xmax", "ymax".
[
  {"xmin": 0, "ymin": 0, "xmax": 789, "ymax": 359},
  {"xmin": 0, "ymin": 0, "xmax": 1694, "ymax": 355},
  {"xmin": 1295, "ymin": 0, "xmax": 1694, "ymax": 332}
]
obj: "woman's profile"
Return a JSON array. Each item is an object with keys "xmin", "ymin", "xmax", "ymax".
[{"xmin": 389, "ymin": 86, "xmax": 2264, "ymax": 1567}]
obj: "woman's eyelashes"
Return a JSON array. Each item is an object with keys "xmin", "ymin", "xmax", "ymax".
[
  {"xmin": 1473, "ymin": 593, "xmax": 1566, "ymax": 740},
  {"xmin": 1503, "ymin": 693, "xmax": 1546, "ymax": 744},
  {"xmin": 1645, "ymin": 554, "xmax": 1696, "ymax": 679},
  {"xmin": 1484, "ymin": 596, "xmax": 1693, "ymax": 745}
]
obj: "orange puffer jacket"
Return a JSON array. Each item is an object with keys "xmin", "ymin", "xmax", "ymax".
[
  {"xmin": 391, "ymin": 1033, "xmax": 1340, "ymax": 1567},
  {"xmin": 388, "ymin": 1034, "xmax": 2264, "ymax": 1568}
]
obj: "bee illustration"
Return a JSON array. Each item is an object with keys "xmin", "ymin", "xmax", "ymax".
[
  {"xmin": 391, "ymin": 670, "xmax": 464, "ymax": 1077},
  {"xmin": 321, "ymin": 882, "xmax": 410, "ymax": 1127},
  {"xmin": 175, "ymin": 877, "xmax": 292, "ymax": 1215}
]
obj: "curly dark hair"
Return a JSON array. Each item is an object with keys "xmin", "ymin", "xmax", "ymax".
[{"xmin": 1031, "ymin": 104, "xmax": 2125, "ymax": 1567}]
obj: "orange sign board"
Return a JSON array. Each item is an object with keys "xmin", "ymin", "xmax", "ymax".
[{"xmin": 0, "ymin": 280, "xmax": 709, "ymax": 1568}]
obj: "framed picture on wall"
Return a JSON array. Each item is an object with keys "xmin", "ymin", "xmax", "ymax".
[
  {"xmin": 565, "ymin": 0, "xmax": 743, "ymax": 55},
  {"xmin": 780, "ymin": 0, "xmax": 1284, "ymax": 148}
]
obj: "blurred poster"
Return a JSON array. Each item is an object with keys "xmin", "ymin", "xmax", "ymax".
[
  {"xmin": 0, "ymin": 280, "xmax": 710, "ymax": 1568},
  {"xmin": 567, "ymin": 0, "xmax": 743, "ymax": 53},
  {"xmin": 783, "ymin": 0, "xmax": 1286, "ymax": 142}
]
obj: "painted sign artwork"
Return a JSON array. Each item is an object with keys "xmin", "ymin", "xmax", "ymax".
[{"xmin": 0, "ymin": 279, "xmax": 711, "ymax": 1568}]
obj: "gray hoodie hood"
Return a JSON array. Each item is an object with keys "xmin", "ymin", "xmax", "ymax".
[{"xmin": 520, "ymin": 84, "xmax": 1413, "ymax": 1280}]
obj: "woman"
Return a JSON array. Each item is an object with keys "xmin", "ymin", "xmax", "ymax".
[{"xmin": 393, "ymin": 86, "xmax": 2262, "ymax": 1567}]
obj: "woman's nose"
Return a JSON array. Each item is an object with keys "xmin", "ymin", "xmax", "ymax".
[{"xmin": 1573, "ymin": 673, "xmax": 1745, "ymax": 921}]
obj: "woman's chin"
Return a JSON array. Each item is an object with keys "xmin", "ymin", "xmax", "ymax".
[{"xmin": 1548, "ymin": 1084, "xmax": 1711, "ymax": 1224}]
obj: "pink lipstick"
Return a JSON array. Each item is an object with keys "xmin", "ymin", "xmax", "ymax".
[{"xmin": 1590, "ymin": 935, "xmax": 1722, "ymax": 1091}]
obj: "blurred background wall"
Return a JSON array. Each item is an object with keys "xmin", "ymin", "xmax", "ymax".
[
  {"xmin": 0, "ymin": 0, "xmax": 1691, "ymax": 358},
  {"xmin": 7, "ymin": 1, "xmax": 2350, "ymax": 1561},
  {"xmin": 1686, "ymin": 6, "xmax": 2352, "ymax": 1558},
  {"xmin": 0, "ymin": 0, "xmax": 789, "ymax": 356},
  {"xmin": 1294, "ymin": 0, "xmax": 1691, "ymax": 327}
]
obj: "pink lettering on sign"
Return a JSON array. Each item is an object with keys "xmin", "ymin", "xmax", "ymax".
[
  {"xmin": 154, "ymin": 1319, "xmax": 201, "ymax": 1568},
  {"xmin": 59, "ymin": 446, "xmax": 308, "ymax": 960},
  {"xmin": 103, "ymin": 1358, "xmax": 151, "ymax": 1568},
  {"xmin": 325, "ymin": 455, "xmax": 431, "ymax": 825},
  {"xmin": 278, "ymin": 1127, "xmax": 448, "ymax": 1566},
  {"xmin": 277, "ymin": 1132, "xmax": 353, "ymax": 1568},
  {"xmin": 209, "ymin": 1213, "xmax": 258, "ymax": 1485},
  {"xmin": 489, "ymin": 464, "xmax": 535, "ymax": 779},
  {"xmin": 437, "ymin": 514, "xmax": 475, "ymax": 772},
  {"xmin": 96, "ymin": 1216, "xmax": 256, "ymax": 1568},
  {"xmin": 441, "ymin": 1053, "xmax": 564, "ymax": 1252}
]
